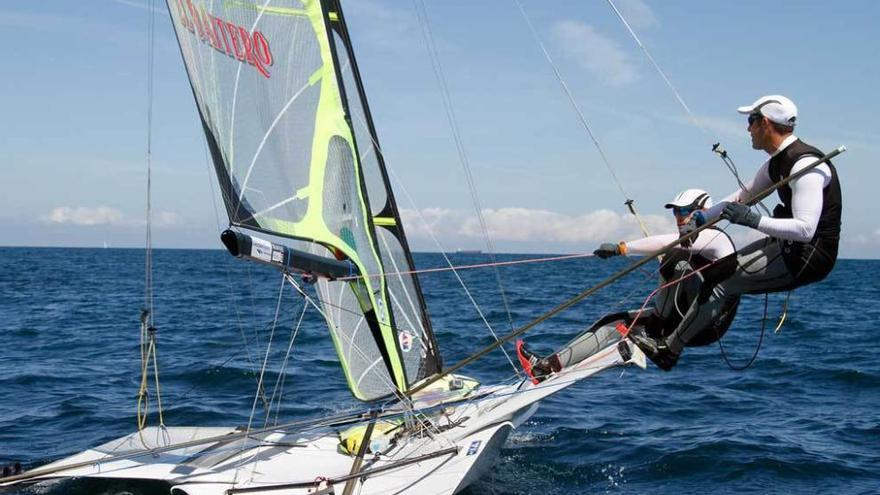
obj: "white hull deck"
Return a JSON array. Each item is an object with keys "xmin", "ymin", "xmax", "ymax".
[{"xmin": 3, "ymin": 341, "xmax": 643, "ymax": 495}]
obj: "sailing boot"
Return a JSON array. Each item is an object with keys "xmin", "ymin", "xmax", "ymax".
[
  {"xmin": 516, "ymin": 340, "xmax": 561, "ymax": 384},
  {"xmin": 626, "ymin": 327, "xmax": 680, "ymax": 372}
]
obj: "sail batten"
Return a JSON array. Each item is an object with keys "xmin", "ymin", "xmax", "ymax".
[{"xmin": 168, "ymin": 0, "xmax": 440, "ymax": 401}]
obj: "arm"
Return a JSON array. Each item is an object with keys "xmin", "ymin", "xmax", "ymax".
[
  {"xmin": 624, "ymin": 234, "xmax": 678, "ymax": 255},
  {"xmin": 755, "ymin": 161, "xmax": 830, "ymax": 242},
  {"xmin": 623, "ymin": 231, "xmax": 734, "ymax": 259}
]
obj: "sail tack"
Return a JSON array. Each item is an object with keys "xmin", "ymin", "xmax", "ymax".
[{"xmin": 167, "ymin": 0, "xmax": 440, "ymax": 400}]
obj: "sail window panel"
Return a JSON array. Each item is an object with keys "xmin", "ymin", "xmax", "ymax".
[
  {"xmin": 376, "ymin": 228, "xmax": 439, "ymax": 383},
  {"xmin": 316, "ymin": 277, "xmax": 396, "ymax": 401},
  {"xmin": 323, "ymin": 136, "xmax": 380, "ymax": 276},
  {"xmin": 330, "ymin": 32, "xmax": 389, "ymax": 216}
]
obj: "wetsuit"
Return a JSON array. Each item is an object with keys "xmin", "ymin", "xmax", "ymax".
[
  {"xmin": 664, "ymin": 136, "xmax": 841, "ymax": 353},
  {"xmin": 553, "ymin": 228, "xmax": 739, "ymax": 368}
]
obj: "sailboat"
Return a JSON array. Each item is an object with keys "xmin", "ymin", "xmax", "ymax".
[{"xmin": 0, "ymin": 1, "xmax": 647, "ymax": 493}]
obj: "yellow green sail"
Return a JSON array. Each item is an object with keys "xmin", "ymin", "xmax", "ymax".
[{"xmin": 167, "ymin": 0, "xmax": 440, "ymax": 401}]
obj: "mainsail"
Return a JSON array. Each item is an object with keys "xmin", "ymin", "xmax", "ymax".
[{"xmin": 167, "ymin": 0, "xmax": 440, "ymax": 400}]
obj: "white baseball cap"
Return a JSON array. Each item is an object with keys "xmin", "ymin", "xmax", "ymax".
[
  {"xmin": 664, "ymin": 189, "xmax": 713, "ymax": 210},
  {"xmin": 737, "ymin": 95, "xmax": 797, "ymax": 127}
]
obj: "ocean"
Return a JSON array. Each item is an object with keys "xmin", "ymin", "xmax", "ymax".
[{"xmin": 0, "ymin": 247, "xmax": 877, "ymax": 494}]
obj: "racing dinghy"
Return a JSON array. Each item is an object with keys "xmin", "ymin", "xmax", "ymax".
[{"xmin": 1, "ymin": 1, "xmax": 647, "ymax": 493}]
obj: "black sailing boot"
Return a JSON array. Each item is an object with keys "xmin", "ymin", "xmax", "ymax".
[
  {"xmin": 627, "ymin": 327, "xmax": 680, "ymax": 371},
  {"xmin": 516, "ymin": 340, "xmax": 561, "ymax": 384}
]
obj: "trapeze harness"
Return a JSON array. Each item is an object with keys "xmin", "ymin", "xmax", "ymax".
[
  {"xmin": 768, "ymin": 139, "xmax": 842, "ymax": 288},
  {"xmin": 656, "ymin": 228, "xmax": 739, "ymax": 347}
]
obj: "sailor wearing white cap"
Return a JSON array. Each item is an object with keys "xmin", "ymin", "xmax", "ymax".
[{"xmin": 628, "ymin": 95, "xmax": 842, "ymax": 371}]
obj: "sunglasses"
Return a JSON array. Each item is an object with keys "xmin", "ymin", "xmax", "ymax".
[
  {"xmin": 673, "ymin": 206, "xmax": 695, "ymax": 217},
  {"xmin": 748, "ymin": 113, "xmax": 763, "ymax": 126}
]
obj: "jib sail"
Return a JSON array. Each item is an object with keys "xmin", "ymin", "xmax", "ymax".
[{"xmin": 167, "ymin": 0, "xmax": 440, "ymax": 401}]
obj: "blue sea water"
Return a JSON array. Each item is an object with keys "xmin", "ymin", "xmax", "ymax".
[{"xmin": 0, "ymin": 247, "xmax": 878, "ymax": 494}]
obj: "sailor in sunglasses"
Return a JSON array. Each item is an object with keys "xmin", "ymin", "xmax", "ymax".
[{"xmin": 517, "ymin": 189, "xmax": 740, "ymax": 380}]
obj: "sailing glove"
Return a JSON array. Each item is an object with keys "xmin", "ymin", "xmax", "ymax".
[
  {"xmin": 722, "ymin": 202, "xmax": 761, "ymax": 229},
  {"xmin": 594, "ymin": 242, "xmax": 626, "ymax": 259}
]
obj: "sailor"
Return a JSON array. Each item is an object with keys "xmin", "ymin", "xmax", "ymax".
[
  {"xmin": 629, "ymin": 95, "xmax": 842, "ymax": 371},
  {"xmin": 517, "ymin": 189, "xmax": 739, "ymax": 382}
]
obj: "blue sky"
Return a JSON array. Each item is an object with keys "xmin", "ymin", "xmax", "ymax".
[{"xmin": 1, "ymin": 0, "xmax": 878, "ymax": 257}]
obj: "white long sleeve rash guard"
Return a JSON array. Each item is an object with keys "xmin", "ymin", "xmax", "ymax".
[
  {"xmin": 703, "ymin": 135, "xmax": 832, "ymax": 243},
  {"xmin": 625, "ymin": 229, "xmax": 735, "ymax": 260}
]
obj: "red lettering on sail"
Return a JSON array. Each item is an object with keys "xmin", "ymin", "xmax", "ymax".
[
  {"xmin": 252, "ymin": 32, "xmax": 273, "ymax": 78},
  {"xmin": 212, "ymin": 16, "xmax": 231, "ymax": 55},
  {"xmin": 173, "ymin": 3, "xmax": 275, "ymax": 79}
]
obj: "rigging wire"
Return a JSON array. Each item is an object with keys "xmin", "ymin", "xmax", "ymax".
[
  {"xmin": 285, "ymin": 275, "xmax": 453, "ymax": 448},
  {"xmin": 385, "ymin": 165, "xmax": 521, "ymax": 375},
  {"xmin": 348, "ymin": 111, "xmax": 518, "ymax": 354},
  {"xmin": 137, "ymin": 0, "xmax": 165, "ymax": 438},
  {"xmin": 412, "ymin": 0, "xmax": 520, "ymax": 343},
  {"xmin": 199, "ymin": 118, "xmax": 270, "ymax": 411},
  {"xmin": 234, "ymin": 274, "xmax": 287, "ymax": 486},
  {"xmin": 512, "ymin": 0, "xmax": 651, "ymax": 238},
  {"xmin": 266, "ymin": 301, "xmax": 308, "ymax": 427},
  {"xmin": 602, "ymin": 0, "xmax": 771, "ymax": 216},
  {"xmin": 337, "ymin": 251, "xmax": 596, "ymax": 281}
]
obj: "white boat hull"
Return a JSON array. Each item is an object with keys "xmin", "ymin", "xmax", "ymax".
[{"xmin": 3, "ymin": 341, "xmax": 642, "ymax": 495}]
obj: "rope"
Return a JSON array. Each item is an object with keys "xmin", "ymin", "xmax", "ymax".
[
  {"xmin": 337, "ymin": 252, "xmax": 596, "ymax": 282},
  {"xmin": 603, "ymin": 0, "xmax": 773, "ymax": 213},
  {"xmin": 513, "ymin": 0, "xmax": 650, "ymax": 237},
  {"xmin": 267, "ymin": 302, "xmax": 308, "ymax": 427},
  {"xmin": 144, "ymin": 0, "xmax": 155, "ymax": 322},
  {"xmin": 200, "ymin": 131, "xmax": 271, "ymax": 412},
  {"xmin": 774, "ymin": 292, "xmax": 791, "ymax": 333},
  {"xmin": 355, "ymin": 112, "xmax": 520, "ymax": 375},
  {"xmin": 286, "ymin": 276, "xmax": 452, "ymax": 447},
  {"xmin": 413, "ymin": 0, "xmax": 520, "ymax": 345},
  {"xmin": 234, "ymin": 275, "xmax": 287, "ymax": 485},
  {"xmin": 619, "ymin": 256, "xmax": 719, "ymax": 337},
  {"xmin": 717, "ymin": 293, "xmax": 767, "ymax": 371},
  {"xmin": 136, "ymin": 0, "xmax": 164, "ymax": 439}
]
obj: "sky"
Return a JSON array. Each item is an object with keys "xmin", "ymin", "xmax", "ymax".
[{"xmin": 1, "ymin": 0, "xmax": 879, "ymax": 257}]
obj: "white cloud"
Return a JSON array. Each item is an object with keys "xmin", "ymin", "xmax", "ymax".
[
  {"xmin": 46, "ymin": 206, "xmax": 125, "ymax": 226},
  {"xmin": 400, "ymin": 208, "xmax": 467, "ymax": 240},
  {"xmin": 43, "ymin": 206, "xmax": 181, "ymax": 228},
  {"xmin": 849, "ymin": 228, "xmax": 880, "ymax": 246},
  {"xmin": 617, "ymin": 0, "xmax": 659, "ymax": 29},
  {"xmin": 552, "ymin": 20, "xmax": 638, "ymax": 86},
  {"xmin": 155, "ymin": 211, "xmax": 183, "ymax": 227},
  {"xmin": 402, "ymin": 207, "xmax": 673, "ymax": 248},
  {"xmin": 462, "ymin": 207, "xmax": 671, "ymax": 243}
]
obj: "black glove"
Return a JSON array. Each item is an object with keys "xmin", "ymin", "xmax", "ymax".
[
  {"xmin": 722, "ymin": 202, "xmax": 761, "ymax": 228},
  {"xmin": 594, "ymin": 242, "xmax": 623, "ymax": 259}
]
